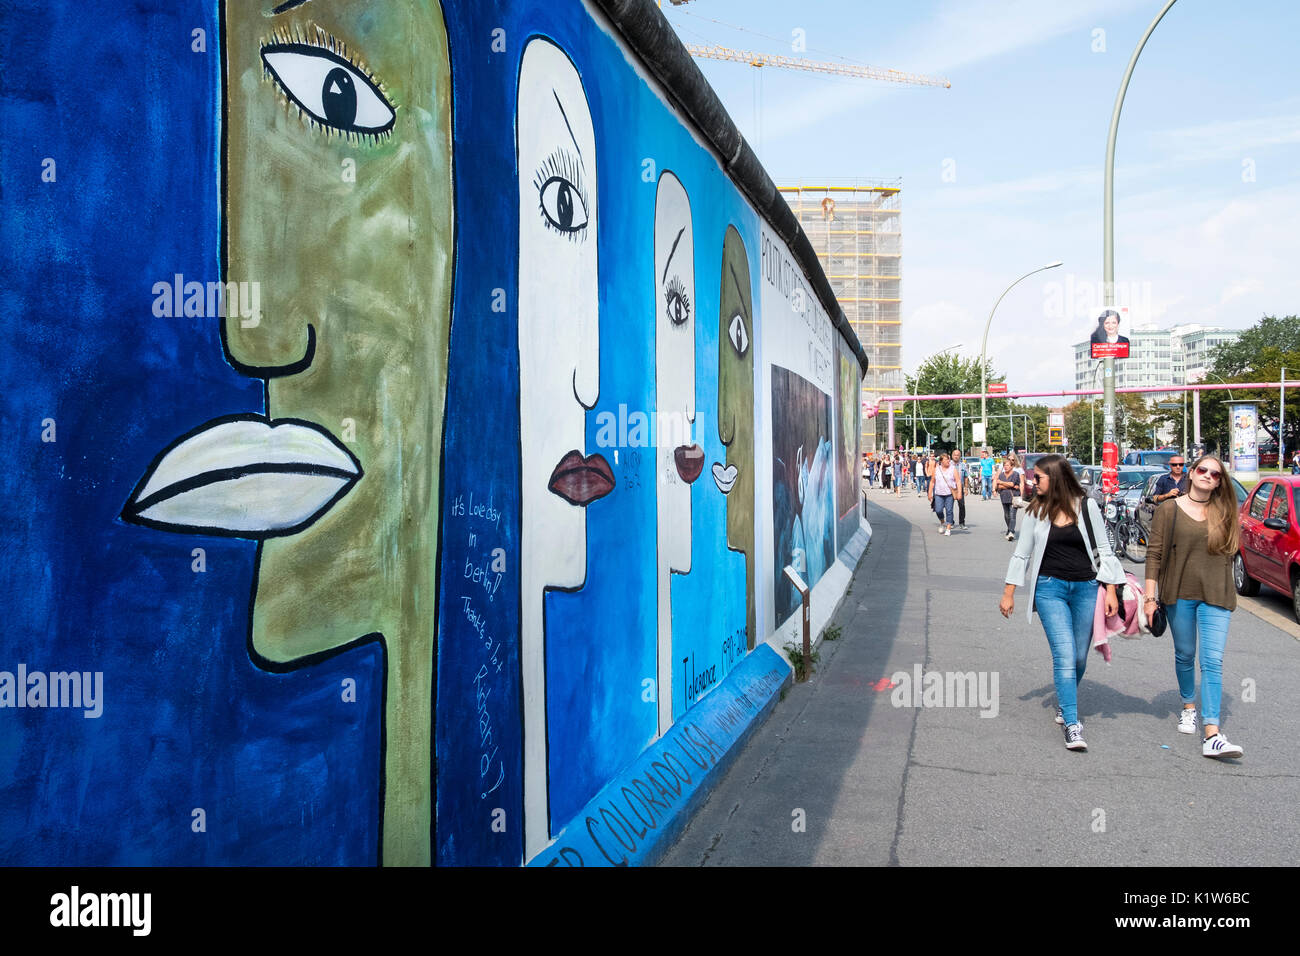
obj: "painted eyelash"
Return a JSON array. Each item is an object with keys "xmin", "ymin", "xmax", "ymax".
[
  {"xmin": 260, "ymin": 23, "xmax": 396, "ymax": 145},
  {"xmin": 533, "ymin": 147, "xmax": 590, "ymax": 241},
  {"xmin": 665, "ymin": 275, "xmax": 691, "ymax": 324}
]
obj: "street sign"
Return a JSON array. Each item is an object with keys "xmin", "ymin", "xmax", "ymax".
[
  {"xmin": 1048, "ymin": 426, "xmax": 1064, "ymax": 445},
  {"xmin": 972, "ymin": 422, "xmax": 986, "ymax": 443},
  {"xmin": 1157, "ymin": 402, "xmax": 1180, "ymax": 409},
  {"xmin": 988, "ymin": 383, "xmax": 1008, "ymax": 394}
]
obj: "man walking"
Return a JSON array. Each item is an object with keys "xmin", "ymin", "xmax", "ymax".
[
  {"xmin": 952, "ymin": 449, "xmax": 969, "ymax": 530},
  {"xmin": 914, "ymin": 454, "xmax": 926, "ymax": 497},
  {"xmin": 980, "ymin": 449, "xmax": 995, "ymax": 500},
  {"xmin": 1151, "ymin": 454, "xmax": 1188, "ymax": 503}
]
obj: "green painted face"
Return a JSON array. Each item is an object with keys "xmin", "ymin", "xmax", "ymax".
[
  {"xmin": 221, "ymin": 0, "xmax": 453, "ymax": 866},
  {"xmin": 717, "ymin": 225, "xmax": 756, "ymax": 648}
]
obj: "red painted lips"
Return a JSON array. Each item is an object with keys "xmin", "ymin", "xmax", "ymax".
[
  {"xmin": 548, "ymin": 450, "xmax": 616, "ymax": 506},
  {"xmin": 674, "ymin": 444, "xmax": 704, "ymax": 484}
]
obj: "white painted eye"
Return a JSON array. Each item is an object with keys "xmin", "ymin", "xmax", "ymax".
[
  {"xmin": 262, "ymin": 45, "xmax": 395, "ymax": 135},
  {"xmin": 728, "ymin": 312, "xmax": 749, "ymax": 356}
]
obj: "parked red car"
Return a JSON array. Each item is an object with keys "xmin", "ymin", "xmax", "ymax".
[{"xmin": 1235, "ymin": 476, "xmax": 1300, "ymax": 621}]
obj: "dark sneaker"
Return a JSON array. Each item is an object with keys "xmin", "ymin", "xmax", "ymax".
[{"xmin": 1064, "ymin": 723, "xmax": 1087, "ymax": 750}]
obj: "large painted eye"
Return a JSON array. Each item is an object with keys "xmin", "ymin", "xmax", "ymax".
[
  {"xmin": 262, "ymin": 44, "xmax": 395, "ymax": 135},
  {"xmin": 538, "ymin": 174, "xmax": 589, "ymax": 233},
  {"xmin": 728, "ymin": 312, "xmax": 749, "ymax": 356},
  {"xmin": 665, "ymin": 276, "xmax": 691, "ymax": 327}
]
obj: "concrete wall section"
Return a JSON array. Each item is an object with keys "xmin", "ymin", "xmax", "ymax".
[{"xmin": 0, "ymin": 0, "xmax": 867, "ymax": 867}]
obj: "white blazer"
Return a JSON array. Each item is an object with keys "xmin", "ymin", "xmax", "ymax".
[{"xmin": 1004, "ymin": 496, "xmax": 1127, "ymax": 621}]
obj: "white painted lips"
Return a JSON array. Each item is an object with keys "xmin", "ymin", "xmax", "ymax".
[
  {"xmin": 122, "ymin": 417, "xmax": 361, "ymax": 537},
  {"xmin": 712, "ymin": 462, "xmax": 738, "ymax": 495}
]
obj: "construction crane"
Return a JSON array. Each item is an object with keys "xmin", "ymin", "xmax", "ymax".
[
  {"xmin": 663, "ymin": 4, "xmax": 950, "ymax": 155},
  {"xmin": 682, "ymin": 44, "xmax": 951, "ymax": 88}
]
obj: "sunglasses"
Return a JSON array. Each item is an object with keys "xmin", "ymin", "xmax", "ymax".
[
  {"xmin": 1169, "ymin": 461, "xmax": 1185, "ymax": 467},
  {"xmin": 1194, "ymin": 465, "xmax": 1222, "ymax": 481}
]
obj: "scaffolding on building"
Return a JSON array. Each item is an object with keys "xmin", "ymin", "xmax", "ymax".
[{"xmin": 779, "ymin": 181, "xmax": 903, "ymax": 452}]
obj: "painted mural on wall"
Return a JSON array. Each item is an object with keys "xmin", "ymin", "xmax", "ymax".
[
  {"xmin": 771, "ymin": 366, "xmax": 836, "ymax": 623},
  {"xmin": 0, "ymin": 0, "xmax": 861, "ymax": 867},
  {"xmin": 836, "ymin": 344, "xmax": 863, "ymax": 547},
  {"xmin": 717, "ymin": 226, "xmax": 757, "ymax": 651}
]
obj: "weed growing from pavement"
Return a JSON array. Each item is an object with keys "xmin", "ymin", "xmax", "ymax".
[
  {"xmin": 786, "ymin": 642, "xmax": 820, "ymax": 681},
  {"xmin": 822, "ymin": 624, "xmax": 842, "ymax": 641}
]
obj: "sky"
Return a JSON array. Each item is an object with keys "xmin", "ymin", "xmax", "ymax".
[{"xmin": 662, "ymin": 0, "xmax": 1300, "ymax": 397}]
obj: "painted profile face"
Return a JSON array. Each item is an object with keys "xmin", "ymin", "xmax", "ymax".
[
  {"xmin": 717, "ymin": 225, "xmax": 754, "ymax": 499},
  {"xmin": 124, "ymin": 0, "xmax": 454, "ymax": 866},
  {"xmin": 517, "ymin": 36, "xmax": 605, "ymax": 861},
  {"xmin": 215, "ymin": 1, "xmax": 453, "ymax": 667},
  {"xmin": 518, "ymin": 38, "xmax": 606, "ymax": 587},
  {"xmin": 655, "ymin": 171, "xmax": 699, "ymax": 573},
  {"xmin": 716, "ymin": 225, "xmax": 755, "ymax": 646}
]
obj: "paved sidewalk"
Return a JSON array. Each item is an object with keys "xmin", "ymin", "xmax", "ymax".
[{"xmin": 661, "ymin": 488, "xmax": 1300, "ymax": 866}]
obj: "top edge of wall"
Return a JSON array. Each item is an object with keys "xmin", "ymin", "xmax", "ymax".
[{"xmin": 589, "ymin": 0, "xmax": 870, "ymax": 379}]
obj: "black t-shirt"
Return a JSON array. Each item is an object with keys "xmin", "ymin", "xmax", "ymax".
[{"xmin": 1038, "ymin": 521, "xmax": 1096, "ymax": 581}]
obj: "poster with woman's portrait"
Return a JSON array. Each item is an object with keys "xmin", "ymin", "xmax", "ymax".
[{"xmin": 1089, "ymin": 307, "xmax": 1130, "ymax": 359}]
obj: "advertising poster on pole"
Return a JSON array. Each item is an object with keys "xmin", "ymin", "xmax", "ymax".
[
  {"xmin": 1089, "ymin": 307, "xmax": 1130, "ymax": 360},
  {"xmin": 1227, "ymin": 401, "xmax": 1259, "ymax": 481}
]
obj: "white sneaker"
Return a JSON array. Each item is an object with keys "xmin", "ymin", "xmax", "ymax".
[
  {"xmin": 1202, "ymin": 733, "xmax": 1243, "ymax": 758},
  {"xmin": 1177, "ymin": 707, "xmax": 1197, "ymax": 735},
  {"xmin": 1055, "ymin": 707, "xmax": 1081, "ymax": 727},
  {"xmin": 944, "ymin": 528, "xmax": 951, "ymax": 536}
]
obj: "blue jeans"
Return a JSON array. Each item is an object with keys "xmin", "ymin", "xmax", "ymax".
[
  {"xmin": 1035, "ymin": 576, "xmax": 1096, "ymax": 726},
  {"xmin": 1165, "ymin": 599, "xmax": 1231, "ymax": 726},
  {"xmin": 934, "ymin": 494, "xmax": 953, "ymax": 525},
  {"xmin": 982, "ymin": 475, "xmax": 993, "ymax": 498}
]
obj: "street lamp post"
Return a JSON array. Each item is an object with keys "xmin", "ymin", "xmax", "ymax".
[
  {"xmin": 979, "ymin": 262, "xmax": 1063, "ymax": 444},
  {"xmin": 1280, "ymin": 368, "xmax": 1292, "ymax": 474},
  {"xmin": 1103, "ymin": 0, "xmax": 1178, "ymax": 492},
  {"xmin": 1089, "ymin": 361, "xmax": 1104, "ymax": 464}
]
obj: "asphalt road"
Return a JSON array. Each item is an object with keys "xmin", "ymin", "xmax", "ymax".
[{"xmin": 660, "ymin": 485, "xmax": 1300, "ymax": 866}]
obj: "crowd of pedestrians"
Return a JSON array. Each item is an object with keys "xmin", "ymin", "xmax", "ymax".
[
  {"xmin": 865, "ymin": 446, "xmax": 1245, "ymax": 760},
  {"xmin": 863, "ymin": 447, "xmax": 1032, "ymax": 538}
]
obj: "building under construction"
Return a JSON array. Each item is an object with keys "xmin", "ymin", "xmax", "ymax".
[{"xmin": 779, "ymin": 181, "xmax": 903, "ymax": 453}]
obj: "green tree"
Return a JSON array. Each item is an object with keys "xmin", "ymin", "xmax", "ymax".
[
  {"xmin": 902, "ymin": 351, "xmax": 1015, "ymax": 453},
  {"xmin": 1063, "ymin": 400, "xmax": 1099, "ymax": 463},
  {"xmin": 1200, "ymin": 315, "xmax": 1300, "ymax": 457}
]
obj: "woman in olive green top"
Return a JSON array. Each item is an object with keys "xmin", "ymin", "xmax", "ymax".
[{"xmin": 1144, "ymin": 454, "xmax": 1244, "ymax": 758}]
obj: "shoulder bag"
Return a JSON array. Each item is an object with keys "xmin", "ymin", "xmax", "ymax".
[
  {"xmin": 1078, "ymin": 499, "xmax": 1121, "ymax": 605},
  {"xmin": 1147, "ymin": 504, "xmax": 1176, "ymax": 636}
]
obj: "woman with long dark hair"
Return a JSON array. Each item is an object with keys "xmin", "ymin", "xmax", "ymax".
[
  {"xmin": 1144, "ymin": 454, "xmax": 1244, "ymax": 758},
  {"xmin": 999, "ymin": 454, "xmax": 1126, "ymax": 750}
]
